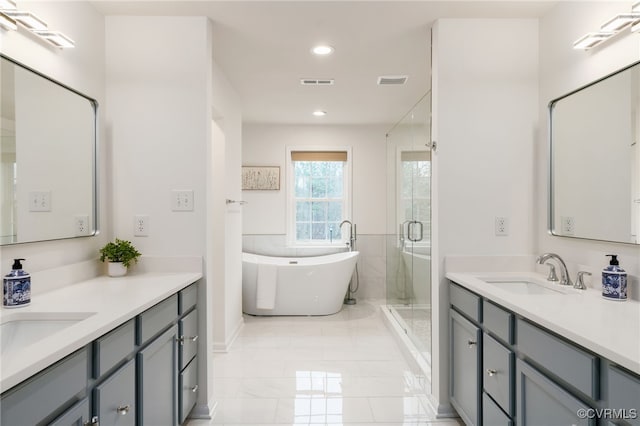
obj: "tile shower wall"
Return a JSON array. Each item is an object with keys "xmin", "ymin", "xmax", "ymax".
[{"xmin": 242, "ymin": 234, "xmax": 386, "ymax": 300}]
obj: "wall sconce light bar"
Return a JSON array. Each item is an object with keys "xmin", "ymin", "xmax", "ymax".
[
  {"xmin": 600, "ymin": 13, "xmax": 640, "ymax": 32},
  {"xmin": 3, "ymin": 11, "xmax": 47, "ymax": 30},
  {"xmin": 633, "ymin": 1, "xmax": 640, "ymax": 13},
  {"xmin": 0, "ymin": 0, "xmax": 16, "ymax": 11},
  {"xmin": 33, "ymin": 30, "xmax": 75, "ymax": 48},
  {"xmin": 573, "ymin": 32, "xmax": 613, "ymax": 50},
  {"xmin": 0, "ymin": 12, "xmax": 16, "ymax": 30}
]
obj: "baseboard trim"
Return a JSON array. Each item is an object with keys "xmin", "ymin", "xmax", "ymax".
[{"xmin": 213, "ymin": 316, "xmax": 244, "ymax": 353}]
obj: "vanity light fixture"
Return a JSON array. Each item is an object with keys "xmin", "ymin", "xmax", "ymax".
[
  {"xmin": 573, "ymin": 32, "xmax": 614, "ymax": 50},
  {"xmin": 311, "ymin": 45, "xmax": 334, "ymax": 56},
  {"xmin": 575, "ymin": 3, "xmax": 640, "ymax": 49},
  {"xmin": 0, "ymin": 13, "xmax": 16, "ymax": 30},
  {"xmin": 312, "ymin": 110, "xmax": 327, "ymax": 117},
  {"xmin": 600, "ymin": 13, "xmax": 640, "ymax": 32},
  {"xmin": 3, "ymin": 11, "xmax": 47, "ymax": 31},
  {"xmin": 0, "ymin": 0, "xmax": 16, "ymax": 11},
  {"xmin": 33, "ymin": 31, "xmax": 75, "ymax": 48}
]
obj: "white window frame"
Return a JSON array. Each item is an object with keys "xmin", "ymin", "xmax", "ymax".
[{"xmin": 286, "ymin": 146, "xmax": 353, "ymax": 247}]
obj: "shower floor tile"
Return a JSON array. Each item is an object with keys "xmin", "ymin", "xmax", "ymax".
[{"xmin": 186, "ymin": 300, "xmax": 462, "ymax": 426}]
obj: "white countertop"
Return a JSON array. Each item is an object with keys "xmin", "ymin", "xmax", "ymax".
[
  {"xmin": 0, "ymin": 272, "xmax": 202, "ymax": 392},
  {"xmin": 446, "ymin": 271, "xmax": 640, "ymax": 375}
]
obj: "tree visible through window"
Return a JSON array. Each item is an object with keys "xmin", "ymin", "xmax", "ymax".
[{"xmin": 290, "ymin": 150, "xmax": 349, "ymax": 244}]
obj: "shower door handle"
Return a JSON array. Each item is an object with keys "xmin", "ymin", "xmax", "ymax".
[{"xmin": 407, "ymin": 221, "xmax": 423, "ymax": 242}]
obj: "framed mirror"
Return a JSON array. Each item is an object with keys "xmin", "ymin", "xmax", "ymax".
[
  {"xmin": 1, "ymin": 54, "xmax": 98, "ymax": 245},
  {"xmin": 549, "ymin": 60, "xmax": 640, "ymax": 245}
]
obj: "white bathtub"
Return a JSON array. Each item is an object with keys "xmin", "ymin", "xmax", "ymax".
[{"xmin": 242, "ymin": 251, "xmax": 359, "ymax": 316}]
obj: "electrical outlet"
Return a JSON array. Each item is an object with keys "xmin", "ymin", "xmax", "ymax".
[
  {"xmin": 561, "ymin": 216, "xmax": 575, "ymax": 235},
  {"xmin": 172, "ymin": 190, "xmax": 194, "ymax": 211},
  {"xmin": 495, "ymin": 216, "xmax": 509, "ymax": 236},
  {"xmin": 134, "ymin": 215, "xmax": 149, "ymax": 236},
  {"xmin": 75, "ymin": 215, "xmax": 89, "ymax": 236},
  {"xmin": 29, "ymin": 191, "xmax": 52, "ymax": 212}
]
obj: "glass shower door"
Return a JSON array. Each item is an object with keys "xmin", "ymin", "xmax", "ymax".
[{"xmin": 385, "ymin": 92, "xmax": 432, "ymax": 365}]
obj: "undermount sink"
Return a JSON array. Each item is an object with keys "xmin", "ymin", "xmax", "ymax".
[
  {"xmin": 479, "ymin": 278, "xmax": 575, "ymax": 295},
  {"xmin": 0, "ymin": 311, "xmax": 96, "ymax": 355}
]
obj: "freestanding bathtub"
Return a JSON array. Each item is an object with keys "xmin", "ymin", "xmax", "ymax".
[{"xmin": 242, "ymin": 251, "xmax": 359, "ymax": 316}]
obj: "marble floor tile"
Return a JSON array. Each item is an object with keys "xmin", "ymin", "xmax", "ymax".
[{"xmin": 187, "ymin": 300, "xmax": 460, "ymax": 426}]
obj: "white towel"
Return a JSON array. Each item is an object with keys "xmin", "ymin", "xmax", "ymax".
[{"xmin": 256, "ymin": 263, "xmax": 278, "ymax": 310}]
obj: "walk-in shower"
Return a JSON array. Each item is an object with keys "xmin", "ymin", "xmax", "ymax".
[{"xmin": 385, "ymin": 92, "xmax": 432, "ymax": 387}]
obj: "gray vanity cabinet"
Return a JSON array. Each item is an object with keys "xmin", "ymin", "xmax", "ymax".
[
  {"xmin": 94, "ymin": 358, "xmax": 136, "ymax": 426},
  {"xmin": 608, "ymin": 365, "xmax": 640, "ymax": 426},
  {"xmin": 178, "ymin": 306, "xmax": 199, "ymax": 424},
  {"xmin": 449, "ymin": 286, "xmax": 482, "ymax": 426},
  {"xmin": 516, "ymin": 359, "xmax": 594, "ymax": 426},
  {"xmin": 48, "ymin": 398, "xmax": 91, "ymax": 426},
  {"xmin": 138, "ymin": 325, "xmax": 179, "ymax": 426}
]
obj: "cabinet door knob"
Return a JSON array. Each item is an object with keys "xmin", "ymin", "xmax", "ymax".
[
  {"xmin": 116, "ymin": 405, "xmax": 130, "ymax": 415},
  {"xmin": 191, "ymin": 385, "xmax": 199, "ymax": 393},
  {"xmin": 486, "ymin": 368, "xmax": 497, "ymax": 377},
  {"xmin": 467, "ymin": 340, "xmax": 477, "ymax": 348}
]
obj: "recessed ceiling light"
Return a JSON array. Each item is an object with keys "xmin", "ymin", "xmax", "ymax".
[
  {"xmin": 312, "ymin": 110, "xmax": 327, "ymax": 117},
  {"xmin": 311, "ymin": 45, "xmax": 334, "ymax": 56}
]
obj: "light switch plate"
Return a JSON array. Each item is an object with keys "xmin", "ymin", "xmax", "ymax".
[{"xmin": 172, "ymin": 190, "xmax": 194, "ymax": 211}]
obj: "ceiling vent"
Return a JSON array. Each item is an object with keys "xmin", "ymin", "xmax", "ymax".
[
  {"xmin": 300, "ymin": 78, "xmax": 335, "ymax": 86},
  {"xmin": 377, "ymin": 75, "xmax": 408, "ymax": 85}
]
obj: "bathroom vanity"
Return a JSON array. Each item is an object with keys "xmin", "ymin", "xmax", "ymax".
[
  {"xmin": 0, "ymin": 272, "xmax": 201, "ymax": 426},
  {"xmin": 447, "ymin": 273, "xmax": 640, "ymax": 426}
]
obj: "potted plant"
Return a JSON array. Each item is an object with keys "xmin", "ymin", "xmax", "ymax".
[{"xmin": 99, "ymin": 238, "xmax": 141, "ymax": 277}]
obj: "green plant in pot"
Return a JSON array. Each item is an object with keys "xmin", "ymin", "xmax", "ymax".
[{"xmin": 99, "ymin": 238, "xmax": 141, "ymax": 277}]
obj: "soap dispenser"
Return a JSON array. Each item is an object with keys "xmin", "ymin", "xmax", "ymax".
[
  {"xmin": 3, "ymin": 258, "xmax": 31, "ymax": 308},
  {"xmin": 602, "ymin": 255, "xmax": 627, "ymax": 301}
]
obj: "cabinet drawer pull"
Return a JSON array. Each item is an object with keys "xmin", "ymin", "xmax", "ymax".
[
  {"xmin": 467, "ymin": 340, "xmax": 477, "ymax": 348},
  {"xmin": 177, "ymin": 335, "xmax": 199, "ymax": 345},
  {"xmin": 486, "ymin": 368, "xmax": 497, "ymax": 377},
  {"xmin": 116, "ymin": 405, "xmax": 130, "ymax": 415},
  {"xmin": 191, "ymin": 385, "xmax": 199, "ymax": 393}
]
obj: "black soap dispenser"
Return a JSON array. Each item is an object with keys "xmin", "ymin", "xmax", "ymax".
[
  {"xmin": 3, "ymin": 258, "xmax": 31, "ymax": 308},
  {"xmin": 602, "ymin": 255, "xmax": 627, "ymax": 301}
]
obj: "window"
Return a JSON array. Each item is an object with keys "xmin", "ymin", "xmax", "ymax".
[{"xmin": 287, "ymin": 148, "xmax": 351, "ymax": 245}]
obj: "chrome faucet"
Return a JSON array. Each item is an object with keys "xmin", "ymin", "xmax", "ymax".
[
  {"xmin": 536, "ymin": 253, "xmax": 573, "ymax": 287},
  {"xmin": 340, "ymin": 220, "xmax": 356, "ymax": 251}
]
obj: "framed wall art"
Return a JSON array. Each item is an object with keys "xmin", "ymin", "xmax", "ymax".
[{"xmin": 242, "ymin": 166, "xmax": 280, "ymax": 190}]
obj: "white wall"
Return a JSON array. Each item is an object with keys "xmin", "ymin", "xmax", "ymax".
[
  {"xmin": 431, "ymin": 18, "xmax": 539, "ymax": 414},
  {"xmin": 105, "ymin": 16, "xmax": 244, "ymax": 417},
  {"xmin": 1, "ymin": 2, "xmax": 107, "ymax": 278},
  {"xmin": 537, "ymin": 2, "xmax": 640, "ymax": 292}
]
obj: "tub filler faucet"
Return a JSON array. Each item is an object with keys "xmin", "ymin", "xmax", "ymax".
[{"xmin": 340, "ymin": 220, "xmax": 357, "ymax": 251}]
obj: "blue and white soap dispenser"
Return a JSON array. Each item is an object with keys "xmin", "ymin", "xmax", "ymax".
[
  {"xmin": 3, "ymin": 258, "xmax": 31, "ymax": 308},
  {"xmin": 602, "ymin": 254, "xmax": 627, "ymax": 301}
]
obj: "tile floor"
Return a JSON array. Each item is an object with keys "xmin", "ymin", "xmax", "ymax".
[{"xmin": 187, "ymin": 300, "xmax": 462, "ymax": 426}]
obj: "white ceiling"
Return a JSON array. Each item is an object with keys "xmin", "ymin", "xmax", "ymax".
[{"xmin": 91, "ymin": 1, "xmax": 558, "ymax": 126}]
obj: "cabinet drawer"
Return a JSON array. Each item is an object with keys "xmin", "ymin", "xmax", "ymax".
[
  {"xmin": 179, "ymin": 308, "xmax": 198, "ymax": 370},
  {"xmin": 94, "ymin": 319, "xmax": 135, "ymax": 378},
  {"xmin": 483, "ymin": 332, "xmax": 514, "ymax": 416},
  {"xmin": 450, "ymin": 283, "xmax": 481, "ymax": 323},
  {"xmin": 1, "ymin": 348, "xmax": 88, "ymax": 426},
  {"xmin": 516, "ymin": 359, "xmax": 595, "ymax": 426},
  {"xmin": 517, "ymin": 318, "xmax": 598, "ymax": 399},
  {"xmin": 179, "ymin": 283, "xmax": 198, "ymax": 314},
  {"xmin": 138, "ymin": 294, "xmax": 178, "ymax": 345},
  {"xmin": 94, "ymin": 358, "xmax": 136, "ymax": 426},
  {"xmin": 179, "ymin": 357, "xmax": 198, "ymax": 424},
  {"xmin": 608, "ymin": 365, "xmax": 640, "ymax": 426},
  {"xmin": 483, "ymin": 392, "xmax": 513, "ymax": 426},
  {"xmin": 484, "ymin": 300, "xmax": 513, "ymax": 344}
]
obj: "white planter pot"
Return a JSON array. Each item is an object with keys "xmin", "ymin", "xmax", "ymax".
[{"xmin": 107, "ymin": 262, "xmax": 127, "ymax": 277}]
